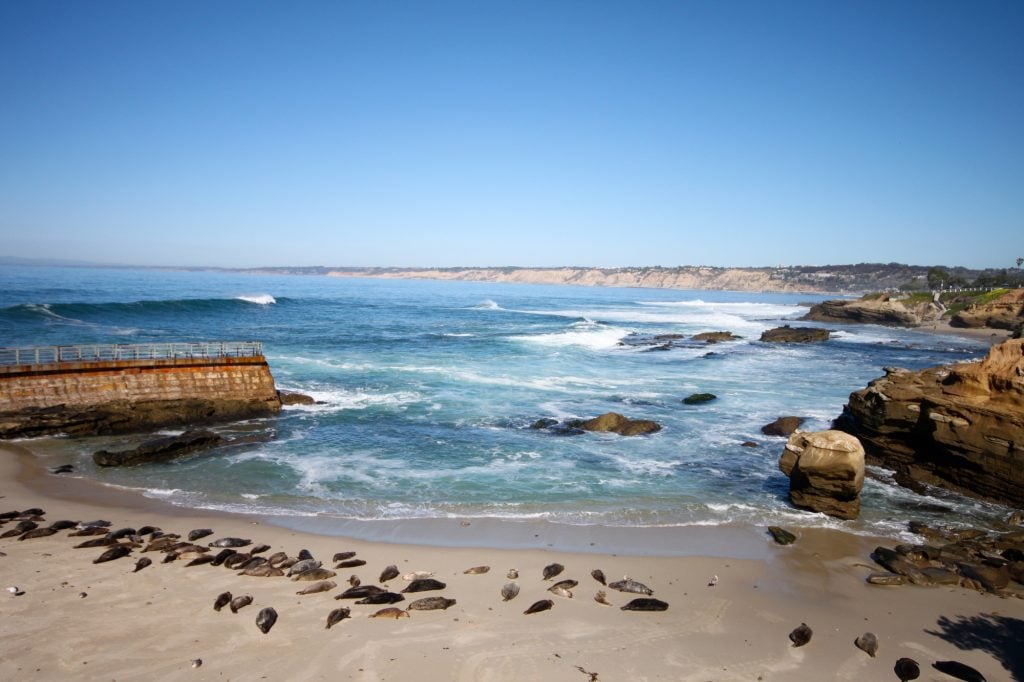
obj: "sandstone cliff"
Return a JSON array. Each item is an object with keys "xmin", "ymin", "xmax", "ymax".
[
  {"xmin": 802, "ymin": 296, "xmax": 944, "ymax": 327},
  {"xmin": 835, "ymin": 339, "xmax": 1024, "ymax": 507},
  {"xmin": 950, "ymin": 288, "xmax": 1024, "ymax": 331}
]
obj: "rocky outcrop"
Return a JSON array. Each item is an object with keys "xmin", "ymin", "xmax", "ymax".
[
  {"xmin": 803, "ymin": 296, "xmax": 944, "ymax": 327},
  {"xmin": 692, "ymin": 331, "xmax": 740, "ymax": 343},
  {"xmin": 950, "ymin": 289, "xmax": 1024, "ymax": 331},
  {"xmin": 778, "ymin": 430, "xmax": 865, "ymax": 519},
  {"xmin": 0, "ymin": 397, "xmax": 280, "ymax": 439},
  {"xmin": 836, "ymin": 339, "xmax": 1024, "ymax": 507},
  {"xmin": 761, "ymin": 416, "xmax": 805, "ymax": 437},
  {"xmin": 760, "ymin": 326, "xmax": 830, "ymax": 343},
  {"xmin": 578, "ymin": 412, "xmax": 662, "ymax": 436},
  {"xmin": 277, "ymin": 390, "xmax": 316, "ymax": 406},
  {"xmin": 682, "ymin": 393, "xmax": 717, "ymax": 405},
  {"xmin": 93, "ymin": 430, "xmax": 225, "ymax": 467}
]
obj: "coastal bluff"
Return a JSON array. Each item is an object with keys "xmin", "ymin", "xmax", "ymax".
[
  {"xmin": 0, "ymin": 342, "xmax": 282, "ymax": 438},
  {"xmin": 835, "ymin": 338, "xmax": 1024, "ymax": 507}
]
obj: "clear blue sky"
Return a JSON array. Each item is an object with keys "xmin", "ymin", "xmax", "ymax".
[{"xmin": 1, "ymin": 1, "xmax": 1021, "ymax": 269}]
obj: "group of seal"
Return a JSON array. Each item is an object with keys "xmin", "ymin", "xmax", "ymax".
[{"xmin": 0, "ymin": 506, "xmax": 993, "ymax": 679}]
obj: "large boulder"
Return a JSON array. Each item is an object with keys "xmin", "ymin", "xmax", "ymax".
[
  {"xmin": 778, "ymin": 430, "xmax": 865, "ymax": 519},
  {"xmin": 835, "ymin": 339, "xmax": 1024, "ymax": 507},
  {"xmin": 802, "ymin": 296, "xmax": 944, "ymax": 327},
  {"xmin": 692, "ymin": 331, "xmax": 740, "ymax": 343},
  {"xmin": 578, "ymin": 412, "xmax": 662, "ymax": 436},
  {"xmin": 760, "ymin": 326, "xmax": 830, "ymax": 343}
]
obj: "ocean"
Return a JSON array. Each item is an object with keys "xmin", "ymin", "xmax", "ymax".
[{"xmin": 0, "ymin": 265, "xmax": 1009, "ymax": 547}]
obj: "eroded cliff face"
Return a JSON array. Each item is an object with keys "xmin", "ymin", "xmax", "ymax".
[
  {"xmin": 328, "ymin": 267, "xmax": 830, "ymax": 293},
  {"xmin": 836, "ymin": 339, "xmax": 1024, "ymax": 506},
  {"xmin": 802, "ymin": 297, "xmax": 944, "ymax": 327},
  {"xmin": 951, "ymin": 289, "xmax": 1024, "ymax": 331}
]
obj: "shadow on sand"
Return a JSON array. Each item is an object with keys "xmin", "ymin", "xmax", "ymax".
[{"xmin": 925, "ymin": 612, "xmax": 1024, "ymax": 681}]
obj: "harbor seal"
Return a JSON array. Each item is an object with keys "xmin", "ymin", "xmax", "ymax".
[
  {"xmin": 549, "ymin": 586, "xmax": 573, "ymax": 599},
  {"xmin": 591, "ymin": 569, "xmax": 606, "ymax": 585},
  {"xmin": 213, "ymin": 591, "xmax": 232, "ymax": 611},
  {"xmin": 256, "ymin": 607, "xmax": 278, "ymax": 634},
  {"xmin": 524, "ymin": 599, "xmax": 553, "ymax": 615},
  {"xmin": 401, "ymin": 578, "xmax": 446, "ymax": 593},
  {"xmin": 403, "ymin": 571, "xmax": 433, "ymax": 581},
  {"xmin": 241, "ymin": 564, "xmax": 284, "ymax": 577},
  {"xmin": 133, "ymin": 557, "xmax": 153, "ymax": 572},
  {"xmin": 608, "ymin": 577, "xmax": 653, "ymax": 595},
  {"xmin": 594, "ymin": 590, "xmax": 611, "ymax": 606},
  {"xmin": 501, "ymin": 582, "xmax": 520, "ymax": 601},
  {"xmin": 335, "ymin": 559, "xmax": 367, "ymax": 569},
  {"xmin": 408, "ymin": 596, "xmax": 456, "ymax": 610},
  {"xmin": 369, "ymin": 607, "xmax": 409, "ymax": 619},
  {"xmin": 209, "ymin": 537, "xmax": 251, "ymax": 548},
  {"xmin": 286, "ymin": 558, "xmax": 321, "ymax": 576},
  {"xmin": 94, "ymin": 545, "xmax": 132, "ymax": 564},
  {"xmin": 296, "ymin": 580, "xmax": 337, "ymax": 595},
  {"xmin": 894, "ymin": 658, "xmax": 920, "ymax": 681},
  {"xmin": 292, "ymin": 568, "xmax": 337, "ymax": 581},
  {"xmin": 249, "ymin": 543, "xmax": 271, "ymax": 555},
  {"xmin": 355, "ymin": 592, "xmax": 405, "ymax": 605},
  {"xmin": 621, "ymin": 598, "xmax": 669, "ymax": 611},
  {"xmin": 854, "ymin": 632, "xmax": 878, "ymax": 657},
  {"xmin": 789, "ymin": 623, "xmax": 813, "ymax": 647},
  {"xmin": 18, "ymin": 527, "xmax": 58, "ymax": 540},
  {"xmin": 542, "ymin": 563, "xmax": 564, "ymax": 580},
  {"xmin": 379, "ymin": 565, "xmax": 400, "ymax": 582},
  {"xmin": 187, "ymin": 528, "xmax": 214, "ymax": 541},
  {"xmin": 332, "ymin": 551, "xmax": 356, "ymax": 562},
  {"xmin": 229, "ymin": 594, "xmax": 253, "ymax": 613},
  {"xmin": 326, "ymin": 607, "xmax": 351, "ymax": 629},
  {"xmin": 337, "ymin": 585, "xmax": 385, "ymax": 599},
  {"xmin": 463, "ymin": 565, "xmax": 490, "ymax": 574}
]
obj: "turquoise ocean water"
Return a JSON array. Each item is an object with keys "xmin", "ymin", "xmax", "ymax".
[{"xmin": 0, "ymin": 265, "xmax": 1009, "ymax": 544}]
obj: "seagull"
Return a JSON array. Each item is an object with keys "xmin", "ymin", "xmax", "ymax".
[{"xmin": 708, "ymin": 574, "xmax": 719, "ymax": 587}]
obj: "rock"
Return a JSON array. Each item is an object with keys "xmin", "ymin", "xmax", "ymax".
[
  {"xmin": 0, "ymin": 397, "xmax": 279, "ymax": 439},
  {"xmin": 530, "ymin": 418, "xmax": 559, "ymax": 430},
  {"xmin": 761, "ymin": 416, "xmax": 805, "ymax": 437},
  {"xmin": 93, "ymin": 430, "xmax": 225, "ymax": 467},
  {"xmin": 277, "ymin": 390, "xmax": 315, "ymax": 406},
  {"xmin": 866, "ymin": 572, "xmax": 906, "ymax": 586},
  {"xmin": 760, "ymin": 325, "xmax": 830, "ymax": 343},
  {"xmin": 741, "ymin": 441, "xmax": 758, "ymax": 448},
  {"xmin": 682, "ymin": 393, "xmax": 717, "ymax": 405},
  {"xmin": 802, "ymin": 296, "xmax": 944, "ymax": 328},
  {"xmin": 836, "ymin": 339, "xmax": 1024, "ymax": 507},
  {"xmin": 778, "ymin": 430, "xmax": 865, "ymax": 519},
  {"xmin": 950, "ymin": 289, "xmax": 1024, "ymax": 331},
  {"xmin": 578, "ymin": 412, "xmax": 662, "ymax": 436},
  {"xmin": 692, "ymin": 331, "xmax": 739, "ymax": 343},
  {"xmin": 767, "ymin": 526, "xmax": 797, "ymax": 545}
]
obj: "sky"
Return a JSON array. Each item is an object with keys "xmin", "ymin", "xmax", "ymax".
[{"xmin": 0, "ymin": 1, "xmax": 1021, "ymax": 270}]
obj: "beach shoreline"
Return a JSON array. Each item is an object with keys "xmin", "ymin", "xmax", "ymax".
[{"xmin": 2, "ymin": 442, "xmax": 1021, "ymax": 681}]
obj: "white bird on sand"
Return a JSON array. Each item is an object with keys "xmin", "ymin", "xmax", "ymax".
[{"xmin": 708, "ymin": 574, "xmax": 719, "ymax": 587}]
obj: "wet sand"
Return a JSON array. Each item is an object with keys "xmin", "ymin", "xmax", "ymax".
[{"xmin": 2, "ymin": 443, "xmax": 1021, "ymax": 681}]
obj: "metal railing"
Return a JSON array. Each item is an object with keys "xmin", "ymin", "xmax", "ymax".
[{"xmin": 0, "ymin": 341, "xmax": 263, "ymax": 367}]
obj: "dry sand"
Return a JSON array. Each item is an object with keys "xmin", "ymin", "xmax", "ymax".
[{"xmin": 3, "ymin": 444, "xmax": 1022, "ymax": 681}]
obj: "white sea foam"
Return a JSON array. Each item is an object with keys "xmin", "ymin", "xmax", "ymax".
[
  {"xmin": 471, "ymin": 299, "xmax": 501, "ymax": 310},
  {"xmin": 510, "ymin": 321, "xmax": 628, "ymax": 350},
  {"xmin": 236, "ymin": 294, "xmax": 276, "ymax": 305},
  {"xmin": 282, "ymin": 387, "xmax": 421, "ymax": 412}
]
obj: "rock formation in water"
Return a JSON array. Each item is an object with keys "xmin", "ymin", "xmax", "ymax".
[
  {"xmin": 836, "ymin": 339, "xmax": 1024, "ymax": 507},
  {"xmin": 802, "ymin": 295, "xmax": 944, "ymax": 327},
  {"xmin": 759, "ymin": 326, "xmax": 830, "ymax": 343},
  {"xmin": 761, "ymin": 416, "xmax": 806, "ymax": 437},
  {"xmin": 778, "ymin": 430, "xmax": 865, "ymax": 519},
  {"xmin": 578, "ymin": 412, "xmax": 662, "ymax": 436},
  {"xmin": 94, "ymin": 430, "xmax": 226, "ymax": 467}
]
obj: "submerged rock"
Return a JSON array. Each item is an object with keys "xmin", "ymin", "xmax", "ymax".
[
  {"xmin": 778, "ymin": 430, "xmax": 865, "ymax": 519},
  {"xmin": 93, "ymin": 430, "xmax": 225, "ymax": 467},
  {"xmin": 682, "ymin": 393, "xmax": 717, "ymax": 405},
  {"xmin": 692, "ymin": 331, "xmax": 740, "ymax": 343}
]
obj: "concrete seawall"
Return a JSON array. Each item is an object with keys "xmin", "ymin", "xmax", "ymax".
[
  {"xmin": 0, "ymin": 351, "xmax": 282, "ymax": 438},
  {"xmin": 0, "ymin": 356, "xmax": 279, "ymax": 411}
]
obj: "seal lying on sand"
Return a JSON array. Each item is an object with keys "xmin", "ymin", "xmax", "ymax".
[
  {"xmin": 621, "ymin": 598, "xmax": 668, "ymax": 611},
  {"xmin": 408, "ymin": 596, "xmax": 456, "ymax": 610},
  {"xmin": 369, "ymin": 607, "xmax": 409, "ymax": 619},
  {"xmin": 608, "ymin": 577, "xmax": 653, "ymax": 595},
  {"xmin": 789, "ymin": 623, "xmax": 813, "ymax": 647},
  {"xmin": 256, "ymin": 607, "xmax": 277, "ymax": 634},
  {"xmin": 402, "ymin": 578, "xmax": 446, "ymax": 593},
  {"xmin": 524, "ymin": 599, "xmax": 553, "ymax": 614},
  {"xmin": 326, "ymin": 607, "xmax": 350, "ymax": 629}
]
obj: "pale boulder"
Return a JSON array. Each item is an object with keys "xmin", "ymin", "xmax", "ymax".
[{"xmin": 778, "ymin": 430, "xmax": 865, "ymax": 520}]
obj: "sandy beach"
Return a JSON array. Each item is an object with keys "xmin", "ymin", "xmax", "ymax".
[{"xmin": 2, "ymin": 443, "xmax": 1021, "ymax": 681}]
